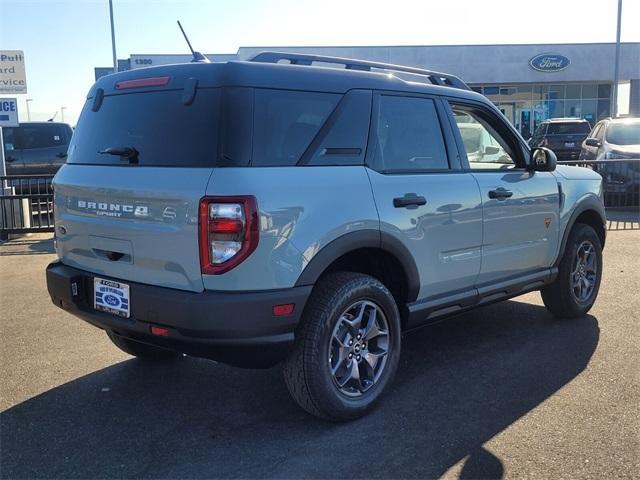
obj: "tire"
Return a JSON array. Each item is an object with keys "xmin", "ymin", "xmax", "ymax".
[
  {"xmin": 541, "ymin": 223, "xmax": 603, "ymax": 318},
  {"xmin": 106, "ymin": 331, "xmax": 180, "ymax": 360},
  {"xmin": 283, "ymin": 272, "xmax": 402, "ymax": 421}
]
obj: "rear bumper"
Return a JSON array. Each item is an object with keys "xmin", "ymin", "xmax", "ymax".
[{"xmin": 46, "ymin": 262, "xmax": 312, "ymax": 367}]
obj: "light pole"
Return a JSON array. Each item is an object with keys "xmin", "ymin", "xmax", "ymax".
[
  {"xmin": 25, "ymin": 98, "xmax": 33, "ymax": 121},
  {"xmin": 60, "ymin": 107, "xmax": 67, "ymax": 123},
  {"xmin": 612, "ymin": 0, "xmax": 622, "ymax": 117},
  {"xmin": 109, "ymin": 0, "xmax": 118, "ymax": 72}
]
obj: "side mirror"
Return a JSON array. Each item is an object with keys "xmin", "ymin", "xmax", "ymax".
[
  {"xmin": 484, "ymin": 145, "xmax": 501, "ymax": 155},
  {"xmin": 530, "ymin": 147, "xmax": 557, "ymax": 172},
  {"xmin": 585, "ymin": 138, "xmax": 601, "ymax": 148}
]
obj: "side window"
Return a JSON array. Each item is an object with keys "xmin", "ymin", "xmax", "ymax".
[
  {"xmin": 16, "ymin": 125, "xmax": 67, "ymax": 150},
  {"xmin": 252, "ymin": 89, "xmax": 340, "ymax": 166},
  {"xmin": 2, "ymin": 127, "xmax": 15, "ymax": 151},
  {"xmin": 533, "ymin": 123, "xmax": 546, "ymax": 138},
  {"xmin": 450, "ymin": 107, "xmax": 515, "ymax": 170},
  {"xmin": 371, "ymin": 95, "xmax": 448, "ymax": 172},
  {"xmin": 594, "ymin": 123, "xmax": 605, "ymax": 140}
]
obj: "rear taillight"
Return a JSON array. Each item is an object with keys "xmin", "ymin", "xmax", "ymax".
[{"xmin": 199, "ymin": 196, "xmax": 259, "ymax": 275}]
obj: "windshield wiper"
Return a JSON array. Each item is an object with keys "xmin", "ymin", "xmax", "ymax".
[{"xmin": 98, "ymin": 146, "xmax": 139, "ymax": 164}]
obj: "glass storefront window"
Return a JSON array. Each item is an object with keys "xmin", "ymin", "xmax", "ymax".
[
  {"xmin": 549, "ymin": 100, "xmax": 564, "ymax": 118},
  {"xmin": 548, "ymin": 85, "xmax": 565, "ymax": 100},
  {"xmin": 598, "ymin": 84, "xmax": 612, "ymax": 99},
  {"xmin": 565, "ymin": 99, "xmax": 581, "ymax": 117},
  {"xmin": 582, "ymin": 84, "xmax": 597, "ymax": 98},
  {"xmin": 581, "ymin": 99, "xmax": 597, "ymax": 125},
  {"xmin": 597, "ymin": 99, "xmax": 610, "ymax": 119},
  {"xmin": 566, "ymin": 84, "xmax": 581, "ymax": 98}
]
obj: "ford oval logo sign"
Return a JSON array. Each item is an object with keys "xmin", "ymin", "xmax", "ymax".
[{"xmin": 529, "ymin": 53, "xmax": 570, "ymax": 72}]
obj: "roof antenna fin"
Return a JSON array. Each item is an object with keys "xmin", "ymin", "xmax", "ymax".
[{"xmin": 177, "ymin": 20, "xmax": 210, "ymax": 63}]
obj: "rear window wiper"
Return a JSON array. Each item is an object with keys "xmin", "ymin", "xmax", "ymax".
[{"xmin": 98, "ymin": 146, "xmax": 139, "ymax": 164}]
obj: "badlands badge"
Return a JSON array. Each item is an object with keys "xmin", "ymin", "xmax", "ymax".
[{"xmin": 544, "ymin": 217, "xmax": 552, "ymax": 228}]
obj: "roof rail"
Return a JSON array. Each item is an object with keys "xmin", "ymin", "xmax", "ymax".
[{"xmin": 249, "ymin": 51, "xmax": 470, "ymax": 90}]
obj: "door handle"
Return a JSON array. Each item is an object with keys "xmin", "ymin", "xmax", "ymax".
[
  {"xmin": 56, "ymin": 152, "xmax": 68, "ymax": 159},
  {"xmin": 488, "ymin": 188, "xmax": 513, "ymax": 200},
  {"xmin": 393, "ymin": 193, "xmax": 427, "ymax": 209}
]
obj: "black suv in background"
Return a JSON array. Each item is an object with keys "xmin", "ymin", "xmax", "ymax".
[
  {"xmin": 2, "ymin": 122, "xmax": 73, "ymax": 175},
  {"xmin": 528, "ymin": 118, "xmax": 591, "ymax": 161}
]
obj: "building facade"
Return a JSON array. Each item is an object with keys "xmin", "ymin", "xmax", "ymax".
[{"xmin": 99, "ymin": 43, "xmax": 640, "ymax": 138}]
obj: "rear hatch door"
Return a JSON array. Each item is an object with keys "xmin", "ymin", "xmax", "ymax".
[{"xmin": 54, "ymin": 71, "xmax": 222, "ymax": 292}]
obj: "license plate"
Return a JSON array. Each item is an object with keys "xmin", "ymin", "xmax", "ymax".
[
  {"xmin": 94, "ymin": 277, "xmax": 130, "ymax": 318},
  {"xmin": 564, "ymin": 142, "xmax": 576, "ymax": 148}
]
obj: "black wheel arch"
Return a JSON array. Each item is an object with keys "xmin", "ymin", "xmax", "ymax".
[
  {"xmin": 294, "ymin": 230, "xmax": 421, "ymax": 303},
  {"xmin": 555, "ymin": 196, "xmax": 606, "ymax": 267}
]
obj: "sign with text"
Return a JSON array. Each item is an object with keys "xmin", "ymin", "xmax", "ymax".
[
  {"xmin": 0, "ymin": 50, "xmax": 27, "ymax": 93},
  {"xmin": 0, "ymin": 98, "xmax": 19, "ymax": 127}
]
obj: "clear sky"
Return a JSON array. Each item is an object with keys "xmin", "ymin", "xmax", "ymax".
[{"xmin": 1, "ymin": 0, "xmax": 638, "ymax": 125}]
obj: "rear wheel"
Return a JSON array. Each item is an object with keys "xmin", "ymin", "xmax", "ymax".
[
  {"xmin": 106, "ymin": 331, "xmax": 180, "ymax": 360},
  {"xmin": 283, "ymin": 272, "xmax": 401, "ymax": 421},
  {"xmin": 542, "ymin": 223, "xmax": 602, "ymax": 318}
]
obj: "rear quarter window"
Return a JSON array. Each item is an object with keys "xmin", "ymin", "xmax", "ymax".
[{"xmin": 252, "ymin": 89, "xmax": 340, "ymax": 166}]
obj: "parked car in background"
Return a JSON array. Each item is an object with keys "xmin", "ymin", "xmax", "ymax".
[
  {"xmin": 580, "ymin": 117, "xmax": 640, "ymax": 206},
  {"xmin": 580, "ymin": 117, "xmax": 640, "ymax": 160},
  {"xmin": 528, "ymin": 118, "xmax": 591, "ymax": 161},
  {"xmin": 2, "ymin": 122, "xmax": 73, "ymax": 175}
]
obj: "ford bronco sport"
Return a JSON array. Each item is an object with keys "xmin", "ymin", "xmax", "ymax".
[{"xmin": 46, "ymin": 52, "xmax": 606, "ymax": 420}]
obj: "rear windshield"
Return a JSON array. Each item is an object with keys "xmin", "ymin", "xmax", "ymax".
[
  {"xmin": 68, "ymin": 89, "xmax": 221, "ymax": 167},
  {"xmin": 69, "ymin": 87, "xmax": 342, "ymax": 168},
  {"xmin": 606, "ymin": 122, "xmax": 640, "ymax": 146},
  {"xmin": 546, "ymin": 122, "xmax": 591, "ymax": 135}
]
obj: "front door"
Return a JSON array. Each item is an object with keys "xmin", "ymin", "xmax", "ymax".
[
  {"xmin": 447, "ymin": 100, "xmax": 560, "ymax": 286},
  {"xmin": 365, "ymin": 93, "xmax": 483, "ymax": 301}
]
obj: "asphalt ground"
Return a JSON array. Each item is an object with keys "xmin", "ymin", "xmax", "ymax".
[{"xmin": 1, "ymin": 231, "xmax": 638, "ymax": 479}]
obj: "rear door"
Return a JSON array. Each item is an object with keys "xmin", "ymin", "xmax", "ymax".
[
  {"xmin": 54, "ymin": 83, "xmax": 223, "ymax": 292},
  {"xmin": 365, "ymin": 92, "xmax": 483, "ymax": 301},
  {"xmin": 447, "ymin": 100, "xmax": 559, "ymax": 285}
]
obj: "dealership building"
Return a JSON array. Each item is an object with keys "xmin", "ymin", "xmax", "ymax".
[{"xmin": 99, "ymin": 42, "xmax": 639, "ymax": 138}]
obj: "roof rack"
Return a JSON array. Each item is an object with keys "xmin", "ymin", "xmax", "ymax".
[{"xmin": 249, "ymin": 51, "xmax": 470, "ymax": 90}]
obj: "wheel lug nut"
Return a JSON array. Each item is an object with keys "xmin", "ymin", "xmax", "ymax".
[
  {"xmin": 356, "ymin": 355, "xmax": 361, "ymax": 361},
  {"xmin": 357, "ymin": 334, "xmax": 362, "ymax": 340},
  {"xmin": 348, "ymin": 340, "xmax": 353, "ymax": 346},
  {"xmin": 349, "ymin": 353, "xmax": 353, "ymax": 359}
]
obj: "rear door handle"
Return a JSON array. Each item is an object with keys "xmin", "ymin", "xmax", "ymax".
[
  {"xmin": 488, "ymin": 188, "xmax": 513, "ymax": 200},
  {"xmin": 393, "ymin": 193, "xmax": 427, "ymax": 209},
  {"xmin": 56, "ymin": 152, "xmax": 68, "ymax": 159}
]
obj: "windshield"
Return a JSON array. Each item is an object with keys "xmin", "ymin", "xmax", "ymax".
[
  {"xmin": 606, "ymin": 122, "xmax": 640, "ymax": 146},
  {"xmin": 546, "ymin": 122, "xmax": 591, "ymax": 135}
]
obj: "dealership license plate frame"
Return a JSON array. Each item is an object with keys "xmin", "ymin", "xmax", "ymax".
[{"xmin": 94, "ymin": 277, "xmax": 131, "ymax": 318}]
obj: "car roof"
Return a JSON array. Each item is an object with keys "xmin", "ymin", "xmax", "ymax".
[
  {"xmin": 90, "ymin": 59, "xmax": 489, "ymax": 105},
  {"xmin": 16, "ymin": 122, "xmax": 71, "ymax": 127},
  {"xmin": 543, "ymin": 117, "xmax": 589, "ymax": 123}
]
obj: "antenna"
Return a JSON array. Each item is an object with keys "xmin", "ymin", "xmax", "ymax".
[
  {"xmin": 47, "ymin": 111, "xmax": 58, "ymax": 122},
  {"xmin": 177, "ymin": 20, "xmax": 210, "ymax": 63}
]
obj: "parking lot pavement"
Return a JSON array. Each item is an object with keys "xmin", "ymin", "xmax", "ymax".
[{"xmin": 1, "ymin": 232, "xmax": 638, "ymax": 479}]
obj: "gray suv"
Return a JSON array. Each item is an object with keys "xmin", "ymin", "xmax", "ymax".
[{"xmin": 46, "ymin": 53, "xmax": 606, "ymax": 420}]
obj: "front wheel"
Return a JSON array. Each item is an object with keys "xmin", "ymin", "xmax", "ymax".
[
  {"xmin": 283, "ymin": 272, "xmax": 402, "ymax": 421},
  {"xmin": 542, "ymin": 223, "xmax": 603, "ymax": 318}
]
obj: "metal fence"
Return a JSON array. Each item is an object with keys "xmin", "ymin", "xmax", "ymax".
[
  {"xmin": 0, "ymin": 175, "xmax": 55, "ymax": 239},
  {"xmin": 558, "ymin": 159, "xmax": 640, "ymax": 208}
]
